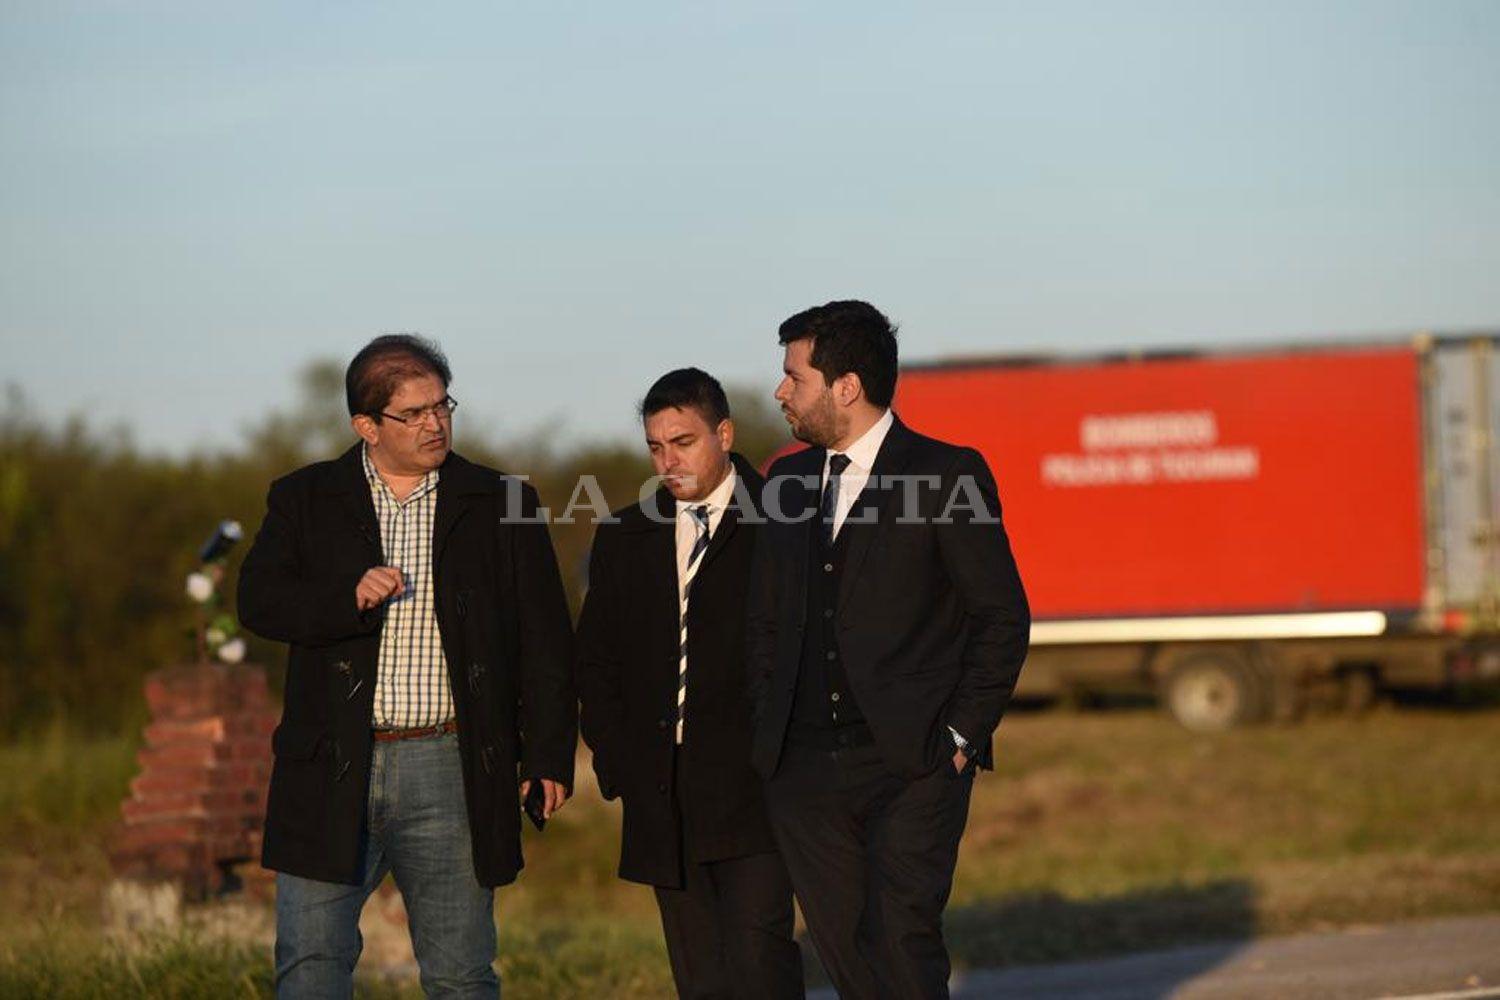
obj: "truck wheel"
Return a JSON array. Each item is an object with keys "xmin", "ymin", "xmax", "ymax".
[{"xmin": 1162, "ymin": 652, "xmax": 1266, "ymax": 732}]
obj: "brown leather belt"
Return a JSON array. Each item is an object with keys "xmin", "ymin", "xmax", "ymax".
[{"xmin": 372, "ymin": 720, "xmax": 457, "ymax": 742}]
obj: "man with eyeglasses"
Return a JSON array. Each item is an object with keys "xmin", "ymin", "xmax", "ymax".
[{"xmin": 239, "ymin": 334, "xmax": 576, "ymax": 998}]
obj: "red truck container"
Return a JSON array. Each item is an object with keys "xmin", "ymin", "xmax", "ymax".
[{"xmin": 888, "ymin": 333, "xmax": 1500, "ymax": 729}]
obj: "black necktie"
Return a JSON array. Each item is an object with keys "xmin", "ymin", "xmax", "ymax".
[{"xmin": 820, "ymin": 453, "xmax": 852, "ymax": 548}]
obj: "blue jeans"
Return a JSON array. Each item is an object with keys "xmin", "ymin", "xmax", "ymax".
[{"xmin": 274, "ymin": 731, "xmax": 498, "ymax": 999}]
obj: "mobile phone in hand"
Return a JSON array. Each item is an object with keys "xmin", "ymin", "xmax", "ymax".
[{"xmin": 523, "ymin": 780, "xmax": 546, "ymax": 831}]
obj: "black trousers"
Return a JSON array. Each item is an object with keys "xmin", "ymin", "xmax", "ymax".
[
  {"xmin": 765, "ymin": 740, "xmax": 974, "ymax": 1000},
  {"xmin": 652, "ymin": 847, "xmax": 804, "ymax": 1000}
]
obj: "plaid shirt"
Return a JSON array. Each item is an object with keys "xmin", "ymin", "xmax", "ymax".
[{"xmin": 363, "ymin": 446, "xmax": 454, "ymax": 729}]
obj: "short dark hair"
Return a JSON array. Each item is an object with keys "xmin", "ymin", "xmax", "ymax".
[
  {"xmin": 639, "ymin": 367, "xmax": 731, "ymax": 427},
  {"xmin": 777, "ymin": 300, "xmax": 899, "ymax": 407},
  {"xmin": 345, "ymin": 334, "xmax": 451, "ymax": 418}
]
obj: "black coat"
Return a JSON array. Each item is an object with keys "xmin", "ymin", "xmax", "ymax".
[
  {"xmin": 577, "ymin": 455, "xmax": 777, "ymax": 887},
  {"xmin": 237, "ymin": 446, "xmax": 576, "ymax": 888},
  {"xmin": 746, "ymin": 417, "xmax": 1031, "ymax": 780}
]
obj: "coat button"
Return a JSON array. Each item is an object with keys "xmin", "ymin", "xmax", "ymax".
[
  {"xmin": 657, "ymin": 782, "xmax": 669, "ymax": 794},
  {"xmin": 831, "ymin": 692, "xmax": 841, "ymax": 702},
  {"xmin": 826, "ymin": 650, "xmax": 837, "ymax": 661},
  {"xmin": 823, "ymin": 608, "xmax": 834, "ymax": 619},
  {"xmin": 657, "ymin": 718, "xmax": 669, "ymax": 730},
  {"xmin": 823, "ymin": 563, "xmax": 833, "ymax": 572}
]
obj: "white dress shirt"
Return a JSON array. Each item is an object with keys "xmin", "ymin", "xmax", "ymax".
[{"xmin": 821, "ymin": 408, "xmax": 894, "ymax": 540}]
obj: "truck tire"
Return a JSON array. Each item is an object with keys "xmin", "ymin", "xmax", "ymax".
[{"xmin": 1162, "ymin": 651, "xmax": 1267, "ymax": 732}]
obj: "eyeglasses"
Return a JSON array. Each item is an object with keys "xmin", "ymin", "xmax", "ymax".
[{"xmin": 376, "ymin": 395, "xmax": 458, "ymax": 426}]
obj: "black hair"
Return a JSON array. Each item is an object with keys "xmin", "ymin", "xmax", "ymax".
[
  {"xmin": 345, "ymin": 334, "xmax": 451, "ymax": 418},
  {"xmin": 777, "ymin": 300, "xmax": 899, "ymax": 407},
  {"xmin": 639, "ymin": 367, "xmax": 731, "ymax": 427}
]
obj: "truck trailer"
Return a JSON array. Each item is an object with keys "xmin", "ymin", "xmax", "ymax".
[{"xmin": 889, "ymin": 333, "xmax": 1500, "ymax": 730}]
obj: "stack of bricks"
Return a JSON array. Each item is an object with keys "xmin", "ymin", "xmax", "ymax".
[{"xmin": 110, "ymin": 663, "xmax": 280, "ymax": 901}]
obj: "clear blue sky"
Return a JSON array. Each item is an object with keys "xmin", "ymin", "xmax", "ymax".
[{"xmin": 3, "ymin": 1, "xmax": 1498, "ymax": 454}]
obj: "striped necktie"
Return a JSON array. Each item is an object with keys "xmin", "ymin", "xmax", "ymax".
[{"xmin": 675, "ymin": 504, "xmax": 711, "ymax": 744}]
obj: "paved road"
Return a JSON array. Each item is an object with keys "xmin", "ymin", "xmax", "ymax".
[{"xmin": 811, "ymin": 913, "xmax": 1500, "ymax": 999}]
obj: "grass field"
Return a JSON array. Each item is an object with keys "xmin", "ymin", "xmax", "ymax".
[{"xmin": 2, "ymin": 703, "xmax": 1498, "ymax": 997}]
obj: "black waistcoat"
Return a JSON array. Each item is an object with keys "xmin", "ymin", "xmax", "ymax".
[{"xmin": 789, "ymin": 518, "xmax": 868, "ymax": 734}]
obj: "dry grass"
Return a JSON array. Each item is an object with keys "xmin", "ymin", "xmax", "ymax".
[
  {"xmin": 1, "ymin": 703, "xmax": 1497, "ymax": 994},
  {"xmin": 943, "ymin": 704, "xmax": 1500, "ymax": 964}
]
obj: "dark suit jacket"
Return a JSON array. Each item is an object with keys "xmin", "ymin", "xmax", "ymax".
[
  {"xmin": 237, "ymin": 445, "xmax": 576, "ymax": 888},
  {"xmin": 577, "ymin": 454, "xmax": 778, "ymax": 887},
  {"xmin": 746, "ymin": 416, "xmax": 1030, "ymax": 780}
]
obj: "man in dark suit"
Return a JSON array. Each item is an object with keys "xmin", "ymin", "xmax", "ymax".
[
  {"xmin": 578, "ymin": 368, "xmax": 804, "ymax": 999},
  {"xmin": 238, "ymin": 335, "xmax": 576, "ymax": 999},
  {"xmin": 747, "ymin": 301, "xmax": 1031, "ymax": 999}
]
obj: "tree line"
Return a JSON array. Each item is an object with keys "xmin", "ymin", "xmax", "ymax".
[{"xmin": 0, "ymin": 363, "xmax": 789, "ymax": 736}]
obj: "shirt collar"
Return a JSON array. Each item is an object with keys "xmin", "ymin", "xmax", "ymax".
[
  {"xmin": 362, "ymin": 444, "xmax": 440, "ymax": 500},
  {"xmin": 676, "ymin": 464, "xmax": 737, "ymax": 516},
  {"xmin": 828, "ymin": 408, "xmax": 894, "ymax": 474}
]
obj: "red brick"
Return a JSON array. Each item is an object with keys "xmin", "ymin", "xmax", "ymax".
[
  {"xmin": 224, "ymin": 737, "xmax": 271, "ymax": 763},
  {"xmin": 113, "ymin": 821, "xmax": 208, "ymax": 854},
  {"xmin": 212, "ymin": 762, "xmax": 260, "ymax": 787},
  {"xmin": 121, "ymin": 793, "xmax": 207, "ymax": 824},
  {"xmin": 144, "ymin": 717, "xmax": 227, "ymax": 746},
  {"xmin": 203, "ymin": 788, "xmax": 265, "ymax": 817},
  {"xmin": 234, "ymin": 688, "xmax": 272, "ymax": 712},
  {"xmin": 119, "ymin": 844, "xmax": 196, "ymax": 874},
  {"xmin": 144, "ymin": 685, "xmax": 220, "ymax": 720},
  {"xmin": 207, "ymin": 837, "xmax": 248, "ymax": 859},
  {"xmin": 236, "ymin": 718, "xmax": 278, "ymax": 743},
  {"xmin": 206, "ymin": 815, "xmax": 247, "ymax": 840},
  {"xmin": 137, "ymin": 742, "xmax": 225, "ymax": 771},
  {"xmin": 222, "ymin": 713, "xmax": 273, "ymax": 738},
  {"xmin": 143, "ymin": 665, "xmax": 237, "ymax": 716},
  {"xmin": 130, "ymin": 767, "xmax": 214, "ymax": 798},
  {"xmin": 112, "ymin": 663, "xmax": 284, "ymax": 888}
]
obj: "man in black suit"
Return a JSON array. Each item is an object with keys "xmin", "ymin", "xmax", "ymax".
[
  {"xmin": 747, "ymin": 302, "xmax": 1030, "ymax": 999},
  {"xmin": 578, "ymin": 368, "xmax": 804, "ymax": 999},
  {"xmin": 238, "ymin": 335, "xmax": 576, "ymax": 998}
]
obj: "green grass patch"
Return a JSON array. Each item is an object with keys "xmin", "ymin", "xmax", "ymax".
[
  {"xmin": 0, "ymin": 720, "xmax": 138, "ymax": 844},
  {"xmin": 0, "ymin": 932, "xmax": 274, "ymax": 1000},
  {"xmin": 1, "ymin": 705, "xmax": 1497, "ymax": 993},
  {"xmin": 0, "ymin": 918, "xmax": 671, "ymax": 1000}
]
